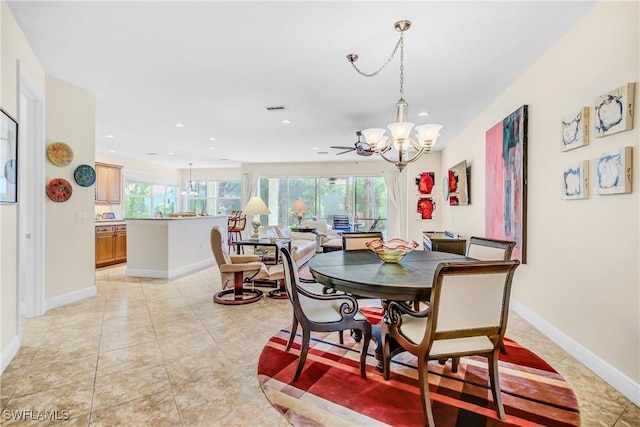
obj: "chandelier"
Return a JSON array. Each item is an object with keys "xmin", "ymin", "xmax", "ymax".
[
  {"xmin": 347, "ymin": 20, "xmax": 442, "ymax": 172},
  {"xmin": 181, "ymin": 162, "xmax": 198, "ymax": 196}
]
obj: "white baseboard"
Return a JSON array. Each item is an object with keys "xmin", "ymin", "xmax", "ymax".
[
  {"xmin": 1, "ymin": 335, "xmax": 20, "ymax": 373},
  {"xmin": 45, "ymin": 286, "xmax": 97, "ymax": 312},
  {"xmin": 511, "ymin": 299, "xmax": 640, "ymax": 406},
  {"xmin": 126, "ymin": 259, "xmax": 214, "ymax": 280}
]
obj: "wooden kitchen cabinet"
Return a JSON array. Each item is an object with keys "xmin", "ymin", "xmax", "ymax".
[
  {"xmin": 96, "ymin": 224, "xmax": 127, "ymax": 267},
  {"xmin": 95, "ymin": 162, "xmax": 122, "ymax": 204}
]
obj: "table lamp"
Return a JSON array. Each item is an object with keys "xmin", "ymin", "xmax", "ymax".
[
  {"xmin": 291, "ymin": 199, "xmax": 308, "ymax": 226},
  {"xmin": 243, "ymin": 196, "xmax": 271, "ymax": 239}
]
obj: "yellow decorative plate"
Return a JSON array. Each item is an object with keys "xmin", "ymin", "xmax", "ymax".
[{"xmin": 47, "ymin": 142, "xmax": 74, "ymax": 166}]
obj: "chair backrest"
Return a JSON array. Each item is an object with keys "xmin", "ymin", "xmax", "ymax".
[
  {"xmin": 425, "ymin": 260, "xmax": 519, "ymax": 348},
  {"xmin": 466, "ymin": 236, "xmax": 516, "ymax": 260},
  {"xmin": 280, "ymin": 245, "xmax": 304, "ymax": 315},
  {"xmin": 210, "ymin": 226, "xmax": 232, "ymax": 266},
  {"xmin": 342, "ymin": 231, "xmax": 383, "ymax": 250},
  {"xmin": 332, "ymin": 215, "xmax": 351, "ymax": 232}
]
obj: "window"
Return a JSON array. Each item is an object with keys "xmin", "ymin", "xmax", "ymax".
[
  {"xmin": 188, "ymin": 180, "xmax": 241, "ymax": 215},
  {"xmin": 257, "ymin": 176, "xmax": 387, "ymax": 233},
  {"xmin": 124, "ymin": 182, "xmax": 177, "ymax": 218}
]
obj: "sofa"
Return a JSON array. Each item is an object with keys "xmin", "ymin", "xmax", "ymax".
[
  {"xmin": 258, "ymin": 225, "xmax": 317, "ymax": 268},
  {"xmin": 300, "ymin": 220, "xmax": 341, "ymax": 252}
]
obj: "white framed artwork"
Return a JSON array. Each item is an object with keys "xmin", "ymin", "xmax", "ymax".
[
  {"xmin": 561, "ymin": 107, "xmax": 589, "ymax": 151},
  {"xmin": 561, "ymin": 160, "xmax": 589, "ymax": 200},
  {"xmin": 593, "ymin": 146, "xmax": 633, "ymax": 195},
  {"xmin": 594, "ymin": 83, "xmax": 635, "ymax": 137}
]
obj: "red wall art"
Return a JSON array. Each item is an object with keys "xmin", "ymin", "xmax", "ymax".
[{"xmin": 417, "ymin": 197, "xmax": 435, "ymax": 220}]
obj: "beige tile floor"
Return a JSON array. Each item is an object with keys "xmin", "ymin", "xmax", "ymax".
[{"xmin": 1, "ymin": 264, "xmax": 638, "ymax": 426}]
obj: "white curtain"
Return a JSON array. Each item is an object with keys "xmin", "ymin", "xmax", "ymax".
[
  {"xmin": 241, "ymin": 173, "xmax": 259, "ymax": 239},
  {"xmin": 241, "ymin": 173, "xmax": 258, "ymax": 207},
  {"xmin": 384, "ymin": 172, "xmax": 405, "ymax": 240}
]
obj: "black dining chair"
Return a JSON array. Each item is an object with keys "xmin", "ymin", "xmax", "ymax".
[{"xmin": 279, "ymin": 245, "xmax": 372, "ymax": 381}]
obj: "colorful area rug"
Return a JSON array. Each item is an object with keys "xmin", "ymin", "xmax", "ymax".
[{"xmin": 257, "ymin": 309, "xmax": 580, "ymax": 426}]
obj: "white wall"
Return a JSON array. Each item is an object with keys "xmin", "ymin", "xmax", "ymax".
[
  {"xmin": 441, "ymin": 0, "xmax": 639, "ymax": 393},
  {"xmin": 44, "ymin": 76, "xmax": 96, "ymax": 305},
  {"xmin": 0, "ymin": 0, "xmax": 46, "ymax": 370}
]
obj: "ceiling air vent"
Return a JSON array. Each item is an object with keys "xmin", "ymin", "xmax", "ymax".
[
  {"xmin": 264, "ymin": 105, "xmax": 288, "ymax": 112},
  {"xmin": 317, "ymin": 151, "xmax": 329, "ymax": 155}
]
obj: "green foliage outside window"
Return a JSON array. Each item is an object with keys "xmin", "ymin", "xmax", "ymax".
[{"xmin": 124, "ymin": 182, "xmax": 177, "ymax": 218}]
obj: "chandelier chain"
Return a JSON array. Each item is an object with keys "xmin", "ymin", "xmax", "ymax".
[{"xmin": 348, "ymin": 33, "xmax": 404, "ymax": 78}]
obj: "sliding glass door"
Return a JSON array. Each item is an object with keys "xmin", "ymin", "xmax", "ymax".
[{"xmin": 257, "ymin": 176, "xmax": 387, "ymax": 233}]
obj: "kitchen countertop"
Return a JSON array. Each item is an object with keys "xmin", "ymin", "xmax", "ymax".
[{"xmin": 95, "ymin": 220, "xmax": 126, "ymax": 226}]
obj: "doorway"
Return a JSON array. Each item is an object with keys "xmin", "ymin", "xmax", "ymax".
[{"xmin": 18, "ymin": 66, "xmax": 45, "ymax": 320}]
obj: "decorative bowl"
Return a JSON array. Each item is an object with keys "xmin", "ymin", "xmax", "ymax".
[{"xmin": 365, "ymin": 238, "xmax": 419, "ymax": 263}]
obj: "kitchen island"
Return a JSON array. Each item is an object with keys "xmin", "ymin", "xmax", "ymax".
[{"xmin": 125, "ymin": 215, "xmax": 228, "ymax": 279}]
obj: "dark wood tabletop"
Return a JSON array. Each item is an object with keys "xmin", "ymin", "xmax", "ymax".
[{"xmin": 308, "ymin": 249, "xmax": 473, "ymax": 301}]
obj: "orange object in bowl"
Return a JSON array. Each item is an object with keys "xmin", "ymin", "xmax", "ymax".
[{"xmin": 365, "ymin": 238, "xmax": 419, "ymax": 263}]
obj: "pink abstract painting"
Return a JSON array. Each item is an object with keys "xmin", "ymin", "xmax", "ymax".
[{"xmin": 485, "ymin": 106, "xmax": 528, "ymax": 262}]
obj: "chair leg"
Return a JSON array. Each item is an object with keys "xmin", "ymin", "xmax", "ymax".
[
  {"xmin": 488, "ymin": 352, "xmax": 506, "ymax": 420},
  {"xmin": 358, "ymin": 323, "xmax": 371, "ymax": 378},
  {"xmin": 451, "ymin": 356, "xmax": 459, "ymax": 373},
  {"xmin": 286, "ymin": 315, "xmax": 298, "ymax": 352},
  {"xmin": 500, "ymin": 341, "xmax": 507, "ymax": 354},
  {"xmin": 418, "ymin": 357, "xmax": 435, "ymax": 427},
  {"xmin": 381, "ymin": 327, "xmax": 391, "ymax": 381},
  {"xmin": 292, "ymin": 329, "xmax": 311, "ymax": 382},
  {"xmin": 338, "ymin": 330, "xmax": 344, "ymax": 344}
]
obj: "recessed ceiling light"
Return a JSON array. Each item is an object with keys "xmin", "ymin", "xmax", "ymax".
[
  {"xmin": 175, "ymin": 123, "xmax": 184, "ymax": 127},
  {"xmin": 312, "ymin": 147, "xmax": 319, "ymax": 151},
  {"xmin": 106, "ymin": 134, "xmax": 114, "ymax": 138},
  {"xmin": 418, "ymin": 112, "xmax": 430, "ymax": 117},
  {"xmin": 209, "ymin": 137, "xmax": 216, "ymax": 141},
  {"xmin": 109, "ymin": 150, "xmax": 116, "ymax": 153},
  {"xmin": 209, "ymin": 147, "xmax": 216, "ymax": 150},
  {"xmin": 281, "ymin": 119, "xmax": 291, "ymax": 125},
  {"xmin": 168, "ymin": 152, "xmax": 174, "ymax": 155}
]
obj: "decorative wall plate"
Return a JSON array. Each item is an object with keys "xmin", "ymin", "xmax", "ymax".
[
  {"xmin": 46, "ymin": 178, "xmax": 73, "ymax": 202},
  {"xmin": 74, "ymin": 164, "xmax": 96, "ymax": 187},
  {"xmin": 47, "ymin": 142, "xmax": 74, "ymax": 166}
]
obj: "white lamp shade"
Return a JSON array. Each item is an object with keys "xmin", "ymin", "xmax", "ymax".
[
  {"xmin": 387, "ymin": 121, "xmax": 415, "ymax": 141},
  {"xmin": 291, "ymin": 199, "xmax": 308, "ymax": 212},
  {"xmin": 361, "ymin": 128, "xmax": 388, "ymax": 151},
  {"xmin": 415, "ymin": 124, "xmax": 443, "ymax": 148},
  {"xmin": 243, "ymin": 196, "xmax": 271, "ymax": 216}
]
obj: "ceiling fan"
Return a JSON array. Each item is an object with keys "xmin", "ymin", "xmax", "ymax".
[{"xmin": 330, "ymin": 131, "xmax": 374, "ymax": 157}]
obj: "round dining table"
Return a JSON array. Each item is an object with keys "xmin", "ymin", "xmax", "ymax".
[
  {"xmin": 308, "ymin": 249, "xmax": 472, "ymax": 301},
  {"xmin": 308, "ymin": 249, "xmax": 474, "ymax": 370}
]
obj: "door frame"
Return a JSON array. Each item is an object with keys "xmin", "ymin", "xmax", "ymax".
[{"xmin": 17, "ymin": 62, "xmax": 45, "ymax": 320}]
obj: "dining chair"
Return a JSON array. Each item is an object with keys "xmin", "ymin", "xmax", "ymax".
[
  {"xmin": 464, "ymin": 236, "xmax": 516, "ymax": 358},
  {"xmin": 381, "ymin": 260, "xmax": 520, "ymax": 426},
  {"xmin": 210, "ymin": 226, "xmax": 269, "ymax": 304},
  {"xmin": 338, "ymin": 231, "xmax": 384, "ymax": 343},
  {"xmin": 280, "ymin": 245, "xmax": 372, "ymax": 381},
  {"xmin": 341, "ymin": 231, "xmax": 383, "ymax": 250},
  {"xmin": 466, "ymin": 236, "xmax": 516, "ymax": 261}
]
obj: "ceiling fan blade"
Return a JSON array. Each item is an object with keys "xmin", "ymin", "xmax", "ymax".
[
  {"xmin": 336, "ymin": 150, "xmax": 353, "ymax": 155},
  {"xmin": 330, "ymin": 146, "xmax": 355, "ymax": 150}
]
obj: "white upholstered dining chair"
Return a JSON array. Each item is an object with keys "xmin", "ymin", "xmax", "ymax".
[{"xmin": 381, "ymin": 260, "xmax": 520, "ymax": 426}]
